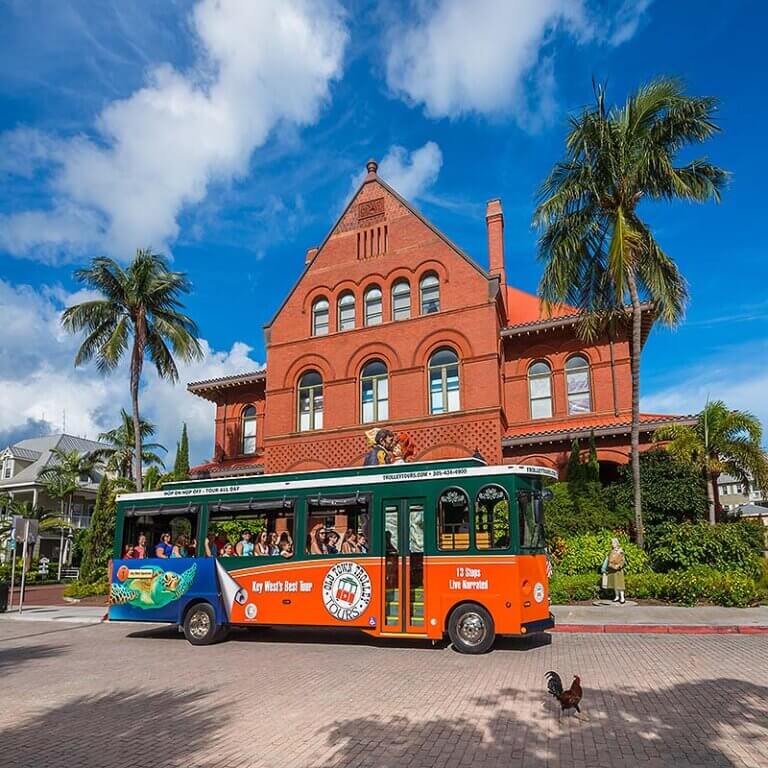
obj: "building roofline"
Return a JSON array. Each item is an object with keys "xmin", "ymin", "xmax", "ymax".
[
  {"xmin": 187, "ymin": 370, "xmax": 266, "ymax": 401},
  {"xmin": 501, "ymin": 302, "xmax": 656, "ymax": 339},
  {"xmin": 264, "ymin": 163, "xmax": 491, "ymax": 331},
  {"xmin": 502, "ymin": 414, "xmax": 697, "ymax": 447}
]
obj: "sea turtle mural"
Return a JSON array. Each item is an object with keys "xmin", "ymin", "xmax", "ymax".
[{"xmin": 110, "ymin": 563, "xmax": 197, "ymax": 610}]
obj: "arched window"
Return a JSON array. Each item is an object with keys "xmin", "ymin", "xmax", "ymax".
[
  {"xmin": 392, "ymin": 279, "xmax": 411, "ymax": 321},
  {"xmin": 241, "ymin": 405, "xmax": 257, "ymax": 454},
  {"xmin": 360, "ymin": 359, "xmax": 388, "ymax": 423},
  {"xmin": 311, "ymin": 298, "xmax": 329, "ymax": 336},
  {"xmin": 297, "ymin": 371, "xmax": 323, "ymax": 431},
  {"xmin": 337, "ymin": 292, "xmax": 355, "ymax": 331},
  {"xmin": 475, "ymin": 485, "xmax": 510, "ymax": 550},
  {"xmin": 364, "ymin": 286, "xmax": 383, "ymax": 326},
  {"xmin": 428, "ymin": 348, "xmax": 460, "ymax": 414},
  {"xmin": 438, "ymin": 488, "xmax": 470, "ymax": 550},
  {"xmin": 420, "ymin": 273, "xmax": 440, "ymax": 314},
  {"xmin": 528, "ymin": 361, "xmax": 553, "ymax": 419},
  {"xmin": 565, "ymin": 355, "xmax": 591, "ymax": 414}
]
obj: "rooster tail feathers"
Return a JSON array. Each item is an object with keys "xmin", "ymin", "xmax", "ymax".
[{"xmin": 545, "ymin": 670, "xmax": 564, "ymax": 697}]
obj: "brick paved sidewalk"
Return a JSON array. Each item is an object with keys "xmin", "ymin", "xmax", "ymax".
[{"xmin": 1, "ymin": 621, "xmax": 766, "ymax": 768}]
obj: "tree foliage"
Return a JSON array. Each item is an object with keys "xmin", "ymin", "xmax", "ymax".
[
  {"xmin": 544, "ymin": 481, "xmax": 632, "ymax": 542},
  {"xmin": 78, "ymin": 476, "xmax": 115, "ymax": 584},
  {"xmin": 173, "ymin": 423, "xmax": 190, "ymax": 480},
  {"xmin": 614, "ymin": 449, "xmax": 708, "ymax": 528},
  {"xmin": 97, "ymin": 409, "xmax": 166, "ymax": 478}
]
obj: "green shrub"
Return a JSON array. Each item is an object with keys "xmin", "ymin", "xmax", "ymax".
[
  {"xmin": 626, "ymin": 568, "xmax": 758, "ymax": 607},
  {"xmin": 554, "ymin": 530, "xmax": 649, "ymax": 576},
  {"xmin": 648, "ymin": 521, "xmax": 764, "ymax": 579},
  {"xmin": 549, "ymin": 574, "xmax": 600, "ymax": 604},
  {"xmin": 63, "ymin": 578, "xmax": 109, "ymax": 599},
  {"xmin": 613, "ymin": 449, "xmax": 708, "ymax": 527},
  {"xmin": 756, "ymin": 560, "xmax": 768, "ymax": 604},
  {"xmin": 544, "ymin": 482, "xmax": 631, "ymax": 542}
]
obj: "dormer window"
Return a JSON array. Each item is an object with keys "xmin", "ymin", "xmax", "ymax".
[{"xmin": 2, "ymin": 458, "xmax": 12, "ymax": 479}]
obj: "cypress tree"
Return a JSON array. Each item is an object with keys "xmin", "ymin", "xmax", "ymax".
[
  {"xmin": 567, "ymin": 439, "xmax": 583, "ymax": 483},
  {"xmin": 79, "ymin": 475, "xmax": 115, "ymax": 584},
  {"xmin": 586, "ymin": 431, "xmax": 600, "ymax": 483},
  {"xmin": 173, "ymin": 424, "xmax": 190, "ymax": 480}
]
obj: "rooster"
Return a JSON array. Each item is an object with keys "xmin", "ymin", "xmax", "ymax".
[{"xmin": 545, "ymin": 671, "xmax": 583, "ymax": 717}]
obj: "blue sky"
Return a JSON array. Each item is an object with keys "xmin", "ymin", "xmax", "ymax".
[{"xmin": 1, "ymin": 0, "xmax": 766, "ymax": 463}]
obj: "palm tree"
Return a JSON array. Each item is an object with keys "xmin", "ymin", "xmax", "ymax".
[
  {"xmin": 96, "ymin": 409, "xmax": 166, "ymax": 478},
  {"xmin": 39, "ymin": 447, "xmax": 98, "ymax": 577},
  {"xmin": 654, "ymin": 401, "xmax": 768, "ymax": 524},
  {"xmin": 533, "ymin": 78, "xmax": 727, "ymax": 548},
  {"xmin": 62, "ymin": 249, "xmax": 202, "ymax": 492}
]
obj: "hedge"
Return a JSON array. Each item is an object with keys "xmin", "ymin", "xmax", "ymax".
[
  {"xmin": 63, "ymin": 578, "xmax": 109, "ymax": 599},
  {"xmin": 550, "ymin": 568, "xmax": 759, "ymax": 608},
  {"xmin": 552, "ymin": 530, "xmax": 649, "ymax": 576},
  {"xmin": 647, "ymin": 521, "xmax": 764, "ymax": 580}
]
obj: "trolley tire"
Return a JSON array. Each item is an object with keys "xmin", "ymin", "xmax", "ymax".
[
  {"xmin": 182, "ymin": 602, "xmax": 220, "ymax": 646},
  {"xmin": 448, "ymin": 604, "xmax": 496, "ymax": 654}
]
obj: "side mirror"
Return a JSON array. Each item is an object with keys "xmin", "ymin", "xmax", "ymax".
[{"xmin": 541, "ymin": 489, "xmax": 554, "ymax": 501}]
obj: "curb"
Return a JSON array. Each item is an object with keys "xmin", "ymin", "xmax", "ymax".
[{"xmin": 553, "ymin": 624, "xmax": 768, "ymax": 635}]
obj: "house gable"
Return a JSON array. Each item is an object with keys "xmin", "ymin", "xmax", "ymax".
[{"xmin": 268, "ymin": 161, "xmax": 492, "ymax": 345}]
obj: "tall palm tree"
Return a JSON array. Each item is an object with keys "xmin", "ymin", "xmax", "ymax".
[
  {"xmin": 654, "ymin": 401, "xmax": 768, "ymax": 524},
  {"xmin": 96, "ymin": 409, "xmax": 166, "ymax": 478},
  {"xmin": 62, "ymin": 249, "xmax": 202, "ymax": 492},
  {"xmin": 533, "ymin": 78, "xmax": 727, "ymax": 548}
]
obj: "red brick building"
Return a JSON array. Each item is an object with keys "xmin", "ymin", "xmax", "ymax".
[{"xmin": 188, "ymin": 160, "xmax": 691, "ymax": 480}]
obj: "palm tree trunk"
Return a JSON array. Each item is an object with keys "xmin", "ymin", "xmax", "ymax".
[
  {"xmin": 627, "ymin": 272, "xmax": 644, "ymax": 549},
  {"xmin": 708, "ymin": 471, "xmax": 719, "ymax": 525},
  {"xmin": 130, "ymin": 320, "xmax": 146, "ymax": 493},
  {"xmin": 57, "ymin": 497, "xmax": 65, "ymax": 580}
]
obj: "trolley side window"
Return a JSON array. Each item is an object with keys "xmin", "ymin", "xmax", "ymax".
[
  {"xmin": 121, "ymin": 505, "xmax": 200, "ymax": 559},
  {"xmin": 305, "ymin": 493, "xmax": 370, "ymax": 555},
  {"xmin": 207, "ymin": 498, "xmax": 295, "ymax": 558},
  {"xmin": 475, "ymin": 485, "xmax": 511, "ymax": 550},
  {"xmin": 517, "ymin": 490, "xmax": 545, "ymax": 550},
  {"xmin": 438, "ymin": 488, "xmax": 470, "ymax": 551}
]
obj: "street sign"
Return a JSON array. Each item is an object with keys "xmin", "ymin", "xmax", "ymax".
[{"xmin": 38, "ymin": 557, "xmax": 50, "ymax": 576}]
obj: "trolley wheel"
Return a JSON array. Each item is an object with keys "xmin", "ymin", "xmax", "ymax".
[
  {"xmin": 182, "ymin": 603, "xmax": 221, "ymax": 645},
  {"xmin": 448, "ymin": 604, "xmax": 495, "ymax": 654}
]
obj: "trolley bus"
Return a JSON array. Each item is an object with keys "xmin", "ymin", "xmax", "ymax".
[{"xmin": 109, "ymin": 457, "xmax": 556, "ymax": 653}]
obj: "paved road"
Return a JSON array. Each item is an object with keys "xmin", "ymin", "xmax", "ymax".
[{"xmin": 1, "ymin": 621, "xmax": 766, "ymax": 768}]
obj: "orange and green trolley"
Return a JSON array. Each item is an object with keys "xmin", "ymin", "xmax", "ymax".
[{"xmin": 109, "ymin": 457, "xmax": 556, "ymax": 653}]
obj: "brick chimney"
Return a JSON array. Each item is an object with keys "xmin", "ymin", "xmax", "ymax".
[
  {"xmin": 305, "ymin": 246, "xmax": 318, "ymax": 265},
  {"xmin": 486, "ymin": 198, "xmax": 505, "ymax": 286}
]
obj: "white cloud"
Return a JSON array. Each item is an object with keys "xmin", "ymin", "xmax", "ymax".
[
  {"xmin": 347, "ymin": 141, "xmax": 443, "ymax": 205},
  {"xmin": 642, "ymin": 339, "xmax": 768, "ymax": 443},
  {"xmin": 385, "ymin": 0, "xmax": 651, "ymax": 125},
  {"xmin": 1, "ymin": 0, "xmax": 348, "ymax": 262},
  {"xmin": 0, "ymin": 279, "xmax": 261, "ymax": 465},
  {"xmin": 378, "ymin": 142, "xmax": 444, "ymax": 201}
]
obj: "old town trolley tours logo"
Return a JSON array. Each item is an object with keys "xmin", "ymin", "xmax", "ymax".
[{"xmin": 322, "ymin": 561, "xmax": 372, "ymax": 621}]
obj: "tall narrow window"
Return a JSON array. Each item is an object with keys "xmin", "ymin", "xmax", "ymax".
[
  {"xmin": 438, "ymin": 488, "xmax": 470, "ymax": 551},
  {"xmin": 420, "ymin": 273, "xmax": 440, "ymax": 314},
  {"xmin": 566, "ymin": 355, "xmax": 591, "ymax": 414},
  {"xmin": 364, "ymin": 286, "xmax": 383, "ymax": 326},
  {"xmin": 361, "ymin": 359, "xmax": 388, "ymax": 423},
  {"xmin": 298, "ymin": 371, "xmax": 323, "ymax": 431},
  {"xmin": 337, "ymin": 292, "xmax": 355, "ymax": 331},
  {"xmin": 429, "ymin": 348, "xmax": 460, "ymax": 414},
  {"xmin": 392, "ymin": 279, "xmax": 411, "ymax": 320},
  {"xmin": 312, "ymin": 297, "xmax": 329, "ymax": 336},
  {"xmin": 241, "ymin": 405, "xmax": 257, "ymax": 454},
  {"xmin": 529, "ymin": 361, "xmax": 553, "ymax": 419},
  {"xmin": 475, "ymin": 485, "xmax": 510, "ymax": 550}
]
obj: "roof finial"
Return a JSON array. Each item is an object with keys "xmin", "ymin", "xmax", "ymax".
[{"xmin": 366, "ymin": 158, "xmax": 378, "ymax": 176}]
